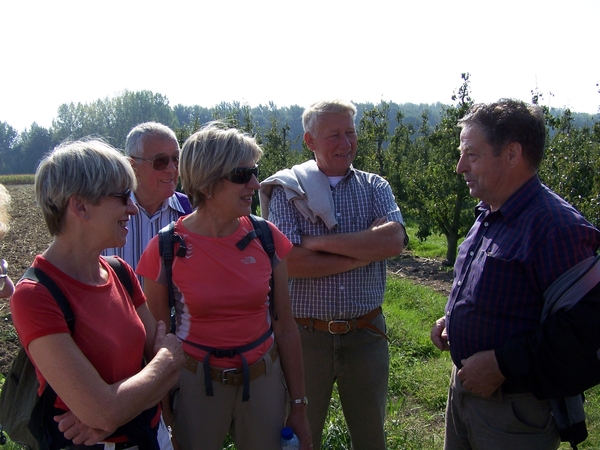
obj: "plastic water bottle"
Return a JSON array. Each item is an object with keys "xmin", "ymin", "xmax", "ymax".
[{"xmin": 281, "ymin": 426, "xmax": 300, "ymax": 449}]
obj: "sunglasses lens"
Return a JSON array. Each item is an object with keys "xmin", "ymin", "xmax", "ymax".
[
  {"xmin": 152, "ymin": 156, "xmax": 171, "ymax": 170},
  {"xmin": 229, "ymin": 167, "xmax": 258, "ymax": 184}
]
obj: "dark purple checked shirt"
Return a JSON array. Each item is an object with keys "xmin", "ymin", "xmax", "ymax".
[{"xmin": 446, "ymin": 175, "xmax": 600, "ymax": 368}]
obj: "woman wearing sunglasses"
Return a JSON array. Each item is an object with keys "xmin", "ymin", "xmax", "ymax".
[
  {"xmin": 137, "ymin": 122, "xmax": 311, "ymax": 449},
  {"xmin": 10, "ymin": 138, "xmax": 185, "ymax": 449}
]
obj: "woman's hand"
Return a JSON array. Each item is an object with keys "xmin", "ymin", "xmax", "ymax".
[
  {"xmin": 286, "ymin": 406, "xmax": 312, "ymax": 449},
  {"xmin": 54, "ymin": 410, "xmax": 113, "ymax": 445}
]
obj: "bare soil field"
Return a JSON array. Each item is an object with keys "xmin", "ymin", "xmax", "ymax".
[{"xmin": 0, "ymin": 184, "xmax": 453, "ymax": 376}]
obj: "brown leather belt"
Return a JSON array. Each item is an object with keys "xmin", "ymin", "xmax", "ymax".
[
  {"xmin": 184, "ymin": 345, "xmax": 278, "ymax": 386},
  {"xmin": 295, "ymin": 307, "xmax": 389, "ymax": 341}
]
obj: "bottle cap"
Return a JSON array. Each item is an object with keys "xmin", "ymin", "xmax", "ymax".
[{"xmin": 281, "ymin": 427, "xmax": 294, "ymax": 440}]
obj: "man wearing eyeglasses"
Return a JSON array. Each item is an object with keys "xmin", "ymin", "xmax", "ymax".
[
  {"xmin": 261, "ymin": 99, "xmax": 407, "ymax": 450},
  {"xmin": 103, "ymin": 122, "xmax": 192, "ymax": 273}
]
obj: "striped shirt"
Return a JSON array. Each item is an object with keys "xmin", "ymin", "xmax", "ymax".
[
  {"xmin": 268, "ymin": 166, "xmax": 404, "ymax": 320},
  {"xmin": 103, "ymin": 192, "xmax": 191, "ymax": 275},
  {"xmin": 446, "ymin": 175, "xmax": 600, "ymax": 367}
]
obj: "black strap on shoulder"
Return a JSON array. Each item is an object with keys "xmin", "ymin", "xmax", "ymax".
[
  {"xmin": 159, "ymin": 221, "xmax": 187, "ymax": 333},
  {"xmin": 21, "ymin": 267, "xmax": 75, "ymax": 334},
  {"xmin": 103, "ymin": 256, "xmax": 134, "ymax": 298},
  {"xmin": 236, "ymin": 215, "xmax": 277, "ymax": 320}
]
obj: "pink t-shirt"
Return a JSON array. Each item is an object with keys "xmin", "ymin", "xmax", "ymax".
[
  {"xmin": 137, "ymin": 216, "xmax": 293, "ymax": 368},
  {"xmin": 10, "ymin": 256, "xmax": 147, "ymax": 410}
]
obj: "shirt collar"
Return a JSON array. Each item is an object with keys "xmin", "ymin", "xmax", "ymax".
[
  {"xmin": 131, "ymin": 191, "xmax": 172, "ymax": 216},
  {"xmin": 474, "ymin": 175, "xmax": 543, "ymax": 224}
]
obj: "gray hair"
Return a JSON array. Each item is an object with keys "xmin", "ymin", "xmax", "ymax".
[
  {"xmin": 0, "ymin": 184, "xmax": 10, "ymax": 238},
  {"xmin": 302, "ymin": 99, "xmax": 357, "ymax": 135},
  {"xmin": 180, "ymin": 122, "xmax": 262, "ymax": 209},
  {"xmin": 35, "ymin": 138, "xmax": 137, "ymax": 236},
  {"xmin": 125, "ymin": 122, "xmax": 179, "ymax": 157}
]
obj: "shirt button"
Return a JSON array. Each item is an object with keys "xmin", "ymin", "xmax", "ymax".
[
  {"xmin": 484, "ymin": 222, "xmax": 489, "ymax": 227},
  {"xmin": 336, "ymin": 212, "xmax": 341, "ymax": 217},
  {"xmin": 340, "ymin": 286, "xmax": 345, "ymax": 291},
  {"xmin": 457, "ymin": 281, "xmax": 462, "ymax": 286},
  {"xmin": 469, "ymin": 251, "xmax": 474, "ymax": 256}
]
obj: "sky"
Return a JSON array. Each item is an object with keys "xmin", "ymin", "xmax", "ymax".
[{"xmin": 1, "ymin": 0, "xmax": 599, "ymax": 132}]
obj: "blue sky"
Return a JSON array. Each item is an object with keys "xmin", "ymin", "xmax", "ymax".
[{"xmin": 1, "ymin": 0, "xmax": 599, "ymax": 132}]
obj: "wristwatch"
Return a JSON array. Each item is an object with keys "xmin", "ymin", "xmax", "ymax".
[
  {"xmin": 0, "ymin": 259, "xmax": 7, "ymax": 291},
  {"xmin": 290, "ymin": 396, "xmax": 308, "ymax": 406}
]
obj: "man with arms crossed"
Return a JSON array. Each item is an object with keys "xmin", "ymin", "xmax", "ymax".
[{"xmin": 263, "ymin": 99, "xmax": 407, "ymax": 450}]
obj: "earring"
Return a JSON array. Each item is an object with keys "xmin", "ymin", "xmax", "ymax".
[
  {"xmin": 206, "ymin": 194, "xmax": 212, "ymax": 200},
  {"xmin": 84, "ymin": 215, "xmax": 89, "ymax": 220}
]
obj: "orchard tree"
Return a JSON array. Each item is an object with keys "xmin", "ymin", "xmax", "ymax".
[
  {"xmin": 405, "ymin": 73, "xmax": 476, "ymax": 264},
  {"xmin": 539, "ymin": 111, "xmax": 600, "ymax": 228},
  {"xmin": 356, "ymin": 101, "xmax": 390, "ymax": 176},
  {"xmin": 386, "ymin": 109, "xmax": 416, "ymax": 207}
]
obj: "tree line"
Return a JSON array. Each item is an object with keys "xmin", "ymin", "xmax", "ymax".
[{"xmin": 1, "ymin": 74, "xmax": 598, "ymax": 263}]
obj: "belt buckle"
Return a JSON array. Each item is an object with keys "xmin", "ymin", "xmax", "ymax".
[
  {"xmin": 221, "ymin": 368, "xmax": 238, "ymax": 385},
  {"xmin": 328, "ymin": 320, "xmax": 350, "ymax": 334}
]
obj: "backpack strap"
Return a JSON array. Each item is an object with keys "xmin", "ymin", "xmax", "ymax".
[
  {"xmin": 19, "ymin": 266, "xmax": 74, "ymax": 449},
  {"xmin": 21, "ymin": 267, "xmax": 74, "ymax": 334},
  {"xmin": 103, "ymin": 256, "xmax": 134, "ymax": 298},
  {"xmin": 184, "ymin": 327, "xmax": 272, "ymax": 402},
  {"xmin": 158, "ymin": 222, "xmax": 187, "ymax": 333},
  {"xmin": 236, "ymin": 215, "xmax": 277, "ymax": 320}
]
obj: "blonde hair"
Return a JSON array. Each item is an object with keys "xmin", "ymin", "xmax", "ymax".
[
  {"xmin": 35, "ymin": 138, "xmax": 137, "ymax": 236},
  {"xmin": 0, "ymin": 184, "xmax": 10, "ymax": 238},
  {"xmin": 180, "ymin": 122, "xmax": 262, "ymax": 209}
]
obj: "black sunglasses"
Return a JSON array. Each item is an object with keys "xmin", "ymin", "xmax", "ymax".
[
  {"xmin": 108, "ymin": 189, "xmax": 132, "ymax": 206},
  {"xmin": 226, "ymin": 165, "xmax": 259, "ymax": 184},
  {"xmin": 132, "ymin": 155, "xmax": 179, "ymax": 171}
]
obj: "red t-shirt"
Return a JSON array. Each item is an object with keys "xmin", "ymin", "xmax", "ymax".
[
  {"xmin": 10, "ymin": 256, "xmax": 146, "ymax": 411},
  {"xmin": 137, "ymin": 216, "xmax": 293, "ymax": 368}
]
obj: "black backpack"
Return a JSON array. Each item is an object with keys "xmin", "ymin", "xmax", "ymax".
[
  {"xmin": 542, "ymin": 254, "xmax": 600, "ymax": 450},
  {"xmin": 0, "ymin": 257, "xmax": 133, "ymax": 449},
  {"xmin": 158, "ymin": 215, "xmax": 276, "ymax": 402}
]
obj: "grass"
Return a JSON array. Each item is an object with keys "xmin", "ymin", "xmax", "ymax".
[{"xmin": 0, "ymin": 175, "xmax": 34, "ymax": 185}]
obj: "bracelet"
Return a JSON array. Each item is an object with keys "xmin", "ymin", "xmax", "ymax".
[{"xmin": 290, "ymin": 396, "xmax": 308, "ymax": 405}]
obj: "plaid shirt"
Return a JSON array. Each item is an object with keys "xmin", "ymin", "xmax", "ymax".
[
  {"xmin": 446, "ymin": 175, "xmax": 600, "ymax": 367},
  {"xmin": 268, "ymin": 166, "xmax": 404, "ymax": 321}
]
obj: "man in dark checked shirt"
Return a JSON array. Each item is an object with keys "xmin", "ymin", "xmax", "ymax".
[{"xmin": 431, "ymin": 99, "xmax": 600, "ymax": 449}]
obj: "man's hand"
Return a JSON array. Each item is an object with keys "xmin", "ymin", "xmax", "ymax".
[
  {"xmin": 431, "ymin": 316, "xmax": 449, "ymax": 351},
  {"xmin": 458, "ymin": 350, "xmax": 506, "ymax": 397},
  {"xmin": 54, "ymin": 411, "xmax": 112, "ymax": 445}
]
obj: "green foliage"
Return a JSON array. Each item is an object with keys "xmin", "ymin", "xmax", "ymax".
[
  {"xmin": 2, "ymin": 85, "xmax": 599, "ymax": 245},
  {"xmin": 400, "ymin": 74, "xmax": 477, "ymax": 264},
  {"xmin": 539, "ymin": 116, "xmax": 600, "ymax": 228},
  {"xmin": 51, "ymin": 90, "xmax": 178, "ymax": 149}
]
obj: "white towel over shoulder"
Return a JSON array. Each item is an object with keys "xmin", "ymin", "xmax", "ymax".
[{"xmin": 259, "ymin": 160, "xmax": 338, "ymax": 230}]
